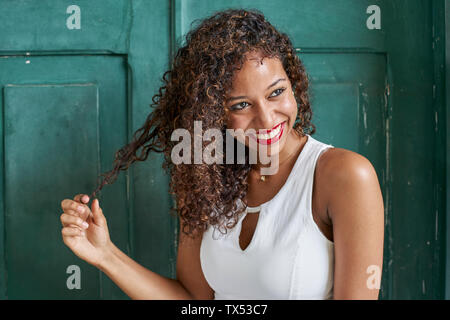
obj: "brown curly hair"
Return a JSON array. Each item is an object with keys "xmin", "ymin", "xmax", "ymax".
[{"xmin": 88, "ymin": 8, "xmax": 315, "ymax": 240}]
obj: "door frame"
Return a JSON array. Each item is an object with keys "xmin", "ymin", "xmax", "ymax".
[{"xmin": 444, "ymin": 0, "xmax": 450, "ymax": 300}]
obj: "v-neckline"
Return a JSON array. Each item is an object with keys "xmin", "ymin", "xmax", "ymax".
[
  {"xmin": 237, "ymin": 210, "xmax": 262, "ymax": 253},
  {"xmin": 244, "ymin": 134, "xmax": 310, "ymax": 211},
  {"xmin": 236, "ymin": 135, "xmax": 312, "ymax": 253}
]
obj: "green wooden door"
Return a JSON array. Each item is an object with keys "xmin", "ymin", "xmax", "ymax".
[
  {"xmin": 0, "ymin": 0, "xmax": 446, "ymax": 300},
  {"xmin": 172, "ymin": 0, "xmax": 446, "ymax": 300},
  {"xmin": 0, "ymin": 1, "xmax": 174, "ymax": 299},
  {"xmin": 1, "ymin": 56, "xmax": 128, "ymax": 299}
]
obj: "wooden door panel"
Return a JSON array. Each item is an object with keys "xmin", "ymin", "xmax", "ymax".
[
  {"xmin": 303, "ymin": 53, "xmax": 387, "ymax": 175},
  {"xmin": 4, "ymin": 84, "xmax": 100, "ymax": 299},
  {"xmin": 0, "ymin": 55, "xmax": 129, "ymax": 299}
]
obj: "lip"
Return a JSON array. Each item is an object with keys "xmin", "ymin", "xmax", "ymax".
[
  {"xmin": 256, "ymin": 121, "xmax": 283, "ymax": 135},
  {"xmin": 250, "ymin": 121, "xmax": 286, "ymax": 145}
]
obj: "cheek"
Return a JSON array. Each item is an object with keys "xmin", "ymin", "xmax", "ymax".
[
  {"xmin": 280, "ymin": 93, "xmax": 298, "ymax": 121},
  {"xmin": 226, "ymin": 115, "xmax": 249, "ymax": 145},
  {"xmin": 225, "ymin": 116, "xmax": 235, "ymax": 131},
  {"xmin": 226, "ymin": 114, "xmax": 246, "ymax": 131}
]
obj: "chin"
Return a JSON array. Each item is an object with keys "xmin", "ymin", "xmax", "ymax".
[{"xmin": 245, "ymin": 134, "xmax": 287, "ymax": 161}]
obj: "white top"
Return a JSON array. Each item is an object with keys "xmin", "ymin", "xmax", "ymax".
[{"xmin": 200, "ymin": 134, "xmax": 335, "ymax": 299}]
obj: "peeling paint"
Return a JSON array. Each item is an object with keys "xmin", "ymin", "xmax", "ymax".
[
  {"xmin": 385, "ymin": 118, "xmax": 390, "ymax": 175},
  {"xmin": 435, "ymin": 111, "xmax": 438, "ymax": 132},
  {"xmin": 362, "ymin": 104, "xmax": 368, "ymax": 130},
  {"xmin": 435, "ymin": 209, "xmax": 438, "ymax": 241}
]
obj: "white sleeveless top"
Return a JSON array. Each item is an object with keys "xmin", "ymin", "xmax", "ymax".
[{"xmin": 200, "ymin": 134, "xmax": 335, "ymax": 300}]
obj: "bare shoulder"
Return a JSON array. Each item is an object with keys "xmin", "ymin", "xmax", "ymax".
[
  {"xmin": 315, "ymin": 147, "xmax": 381, "ymax": 219},
  {"xmin": 317, "ymin": 147, "xmax": 378, "ymax": 183},
  {"xmin": 317, "ymin": 148, "xmax": 385, "ymax": 299}
]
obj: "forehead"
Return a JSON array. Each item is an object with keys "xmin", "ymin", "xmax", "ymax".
[{"xmin": 230, "ymin": 51, "xmax": 285, "ymax": 89}]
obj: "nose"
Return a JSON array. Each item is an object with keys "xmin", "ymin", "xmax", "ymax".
[{"xmin": 254, "ymin": 100, "xmax": 276, "ymax": 131}]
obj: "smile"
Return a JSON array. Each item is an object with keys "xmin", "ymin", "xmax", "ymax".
[{"xmin": 250, "ymin": 121, "xmax": 286, "ymax": 145}]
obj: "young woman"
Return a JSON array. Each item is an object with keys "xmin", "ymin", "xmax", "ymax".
[{"xmin": 60, "ymin": 9, "xmax": 384, "ymax": 300}]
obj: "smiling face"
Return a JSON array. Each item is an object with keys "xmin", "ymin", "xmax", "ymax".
[{"xmin": 225, "ymin": 50, "xmax": 300, "ymax": 161}]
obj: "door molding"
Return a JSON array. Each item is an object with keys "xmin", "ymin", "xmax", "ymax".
[{"xmin": 444, "ymin": 0, "xmax": 450, "ymax": 300}]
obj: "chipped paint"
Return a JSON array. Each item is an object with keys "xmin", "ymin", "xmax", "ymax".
[
  {"xmin": 385, "ymin": 118, "xmax": 390, "ymax": 176},
  {"xmin": 435, "ymin": 111, "xmax": 438, "ymax": 132},
  {"xmin": 364, "ymin": 135, "xmax": 370, "ymax": 146},
  {"xmin": 435, "ymin": 209, "xmax": 438, "ymax": 241},
  {"xmin": 361, "ymin": 92, "xmax": 368, "ymax": 132},
  {"xmin": 362, "ymin": 100, "xmax": 368, "ymax": 130}
]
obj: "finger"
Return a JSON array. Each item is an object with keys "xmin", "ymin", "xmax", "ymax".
[
  {"xmin": 64, "ymin": 207, "xmax": 90, "ymax": 221},
  {"xmin": 61, "ymin": 197, "xmax": 87, "ymax": 210},
  {"xmin": 62, "ymin": 226, "xmax": 85, "ymax": 237},
  {"xmin": 61, "ymin": 199, "xmax": 82, "ymax": 211},
  {"xmin": 60, "ymin": 213, "xmax": 90, "ymax": 229},
  {"xmin": 61, "ymin": 199, "xmax": 91, "ymax": 220},
  {"xmin": 91, "ymin": 198, "xmax": 106, "ymax": 226},
  {"xmin": 74, "ymin": 194, "xmax": 90, "ymax": 204}
]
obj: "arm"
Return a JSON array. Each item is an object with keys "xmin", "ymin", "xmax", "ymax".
[
  {"xmin": 97, "ymin": 213, "xmax": 214, "ymax": 300},
  {"xmin": 98, "ymin": 241, "xmax": 194, "ymax": 300},
  {"xmin": 62, "ymin": 195, "xmax": 212, "ymax": 300},
  {"xmin": 321, "ymin": 149, "xmax": 385, "ymax": 299}
]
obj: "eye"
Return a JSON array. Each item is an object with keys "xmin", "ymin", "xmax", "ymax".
[
  {"xmin": 230, "ymin": 101, "xmax": 249, "ymax": 111},
  {"xmin": 269, "ymin": 87, "xmax": 286, "ymax": 98}
]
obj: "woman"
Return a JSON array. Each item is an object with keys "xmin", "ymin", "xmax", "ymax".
[{"xmin": 60, "ymin": 9, "xmax": 384, "ymax": 300}]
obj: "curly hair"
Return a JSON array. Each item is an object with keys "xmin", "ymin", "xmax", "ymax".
[{"xmin": 88, "ymin": 8, "xmax": 315, "ymax": 240}]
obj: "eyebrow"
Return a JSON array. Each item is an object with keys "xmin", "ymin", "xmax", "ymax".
[{"xmin": 226, "ymin": 78, "xmax": 286, "ymax": 102}]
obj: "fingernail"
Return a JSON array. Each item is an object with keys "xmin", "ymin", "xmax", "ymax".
[{"xmin": 82, "ymin": 222, "xmax": 89, "ymax": 229}]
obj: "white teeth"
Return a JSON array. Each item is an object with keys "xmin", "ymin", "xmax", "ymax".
[{"xmin": 255, "ymin": 123, "xmax": 281, "ymax": 140}]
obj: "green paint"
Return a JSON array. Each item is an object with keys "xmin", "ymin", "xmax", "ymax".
[{"xmin": 0, "ymin": 0, "xmax": 446, "ymax": 300}]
